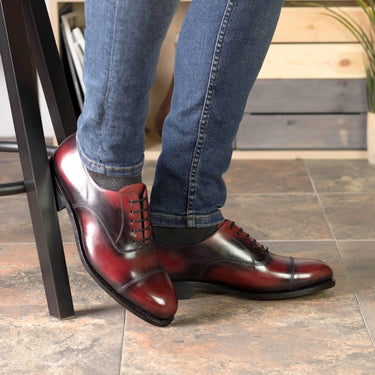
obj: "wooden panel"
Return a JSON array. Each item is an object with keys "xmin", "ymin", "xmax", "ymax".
[
  {"xmin": 273, "ymin": 7, "xmax": 369, "ymax": 43},
  {"xmin": 236, "ymin": 114, "xmax": 366, "ymax": 150},
  {"xmin": 246, "ymin": 79, "xmax": 367, "ymax": 113},
  {"xmin": 259, "ymin": 44, "xmax": 365, "ymax": 79}
]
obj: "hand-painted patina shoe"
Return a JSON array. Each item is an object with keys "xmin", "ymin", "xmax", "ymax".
[
  {"xmin": 51, "ymin": 134, "xmax": 177, "ymax": 326},
  {"xmin": 156, "ymin": 220, "xmax": 335, "ymax": 300}
]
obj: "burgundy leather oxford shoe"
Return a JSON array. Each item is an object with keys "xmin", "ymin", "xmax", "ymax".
[
  {"xmin": 156, "ymin": 220, "xmax": 335, "ymax": 300},
  {"xmin": 51, "ymin": 135, "xmax": 177, "ymax": 326}
]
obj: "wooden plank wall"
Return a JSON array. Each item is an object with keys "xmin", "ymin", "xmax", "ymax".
[{"xmin": 236, "ymin": 5, "xmax": 369, "ymax": 150}]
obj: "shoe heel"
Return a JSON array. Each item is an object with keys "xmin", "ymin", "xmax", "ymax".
[
  {"xmin": 49, "ymin": 158, "xmax": 66, "ymax": 211},
  {"xmin": 173, "ymin": 282, "xmax": 194, "ymax": 300},
  {"xmin": 55, "ymin": 184, "xmax": 66, "ymax": 211},
  {"xmin": 53, "ymin": 179, "xmax": 67, "ymax": 211},
  {"xmin": 51, "ymin": 176, "xmax": 66, "ymax": 211}
]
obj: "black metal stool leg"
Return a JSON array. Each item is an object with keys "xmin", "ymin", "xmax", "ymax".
[
  {"xmin": 22, "ymin": 0, "xmax": 76, "ymax": 144},
  {"xmin": 0, "ymin": 0, "xmax": 74, "ymax": 319}
]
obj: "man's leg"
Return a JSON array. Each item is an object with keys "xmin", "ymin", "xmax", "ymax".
[
  {"xmin": 151, "ymin": 0, "xmax": 335, "ymax": 299},
  {"xmin": 77, "ymin": 0, "xmax": 179, "ymax": 184},
  {"xmin": 151, "ymin": 0, "xmax": 285, "ymax": 228}
]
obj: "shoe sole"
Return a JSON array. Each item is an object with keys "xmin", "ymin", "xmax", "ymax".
[
  {"xmin": 173, "ymin": 279, "xmax": 336, "ymax": 300},
  {"xmin": 51, "ymin": 162, "xmax": 174, "ymax": 327}
]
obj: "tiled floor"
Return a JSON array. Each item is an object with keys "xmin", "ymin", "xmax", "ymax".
[{"xmin": 1, "ymin": 154, "xmax": 375, "ymax": 374}]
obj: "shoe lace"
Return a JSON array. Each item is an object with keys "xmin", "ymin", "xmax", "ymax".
[
  {"xmin": 229, "ymin": 221, "xmax": 268, "ymax": 254},
  {"xmin": 129, "ymin": 197, "xmax": 152, "ymax": 246}
]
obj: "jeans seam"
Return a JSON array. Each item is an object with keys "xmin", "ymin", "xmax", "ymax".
[
  {"xmin": 98, "ymin": 0, "xmax": 121, "ymax": 161},
  {"xmin": 186, "ymin": 0, "xmax": 235, "ymax": 227}
]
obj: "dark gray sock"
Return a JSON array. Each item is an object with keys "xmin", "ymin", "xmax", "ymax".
[
  {"xmin": 153, "ymin": 225, "xmax": 218, "ymax": 246},
  {"xmin": 88, "ymin": 170, "xmax": 142, "ymax": 191}
]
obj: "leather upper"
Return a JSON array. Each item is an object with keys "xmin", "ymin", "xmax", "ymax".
[
  {"xmin": 157, "ymin": 220, "xmax": 333, "ymax": 293},
  {"xmin": 52, "ymin": 135, "xmax": 177, "ymax": 319}
]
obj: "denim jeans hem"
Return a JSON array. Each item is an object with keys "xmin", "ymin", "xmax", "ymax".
[
  {"xmin": 150, "ymin": 210, "xmax": 224, "ymax": 228},
  {"xmin": 76, "ymin": 135, "xmax": 144, "ymax": 177}
]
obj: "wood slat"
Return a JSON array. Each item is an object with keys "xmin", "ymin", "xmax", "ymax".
[
  {"xmin": 259, "ymin": 43, "xmax": 365, "ymax": 79},
  {"xmin": 246, "ymin": 79, "xmax": 367, "ymax": 113},
  {"xmin": 236, "ymin": 114, "xmax": 366, "ymax": 150},
  {"xmin": 273, "ymin": 7, "xmax": 369, "ymax": 43}
]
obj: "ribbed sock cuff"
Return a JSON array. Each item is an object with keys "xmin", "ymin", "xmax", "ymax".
[{"xmin": 88, "ymin": 170, "xmax": 142, "ymax": 191}]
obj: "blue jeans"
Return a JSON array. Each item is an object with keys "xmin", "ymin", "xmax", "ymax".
[{"xmin": 77, "ymin": 0, "xmax": 284, "ymax": 228}]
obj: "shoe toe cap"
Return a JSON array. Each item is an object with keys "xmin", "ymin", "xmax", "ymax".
[
  {"xmin": 123, "ymin": 270, "xmax": 178, "ymax": 320},
  {"xmin": 293, "ymin": 258, "xmax": 333, "ymax": 289}
]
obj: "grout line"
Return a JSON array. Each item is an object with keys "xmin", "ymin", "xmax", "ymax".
[
  {"xmin": 118, "ymin": 310, "xmax": 128, "ymax": 375},
  {"xmin": 317, "ymin": 192, "xmax": 375, "ymax": 196},
  {"xmin": 259, "ymin": 239, "xmax": 375, "ymax": 243},
  {"xmin": 352, "ymin": 286, "xmax": 375, "ymax": 348},
  {"xmin": 0, "ymin": 241, "xmax": 77, "ymax": 246},
  {"xmin": 227, "ymin": 192, "xmax": 315, "ymax": 196},
  {"xmin": 144, "ymin": 150, "xmax": 369, "ymax": 161},
  {"xmin": 304, "ymin": 160, "xmax": 375, "ymax": 349},
  {"xmin": 260, "ymin": 239, "xmax": 334, "ymax": 242},
  {"xmin": 335, "ymin": 239, "xmax": 375, "ymax": 242},
  {"xmin": 0, "ymin": 242, "xmax": 36, "ymax": 245},
  {"xmin": 227, "ymin": 191, "xmax": 375, "ymax": 197},
  {"xmin": 304, "ymin": 160, "xmax": 340, "ymax": 242}
]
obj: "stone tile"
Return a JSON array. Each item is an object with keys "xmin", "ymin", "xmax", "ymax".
[
  {"xmin": 338, "ymin": 241, "xmax": 375, "ymax": 342},
  {"xmin": 0, "ymin": 153, "xmax": 74, "ymax": 244},
  {"xmin": 121, "ymin": 242, "xmax": 375, "ymax": 375},
  {"xmin": 0, "ymin": 243, "xmax": 125, "ymax": 375},
  {"xmin": 0, "ymin": 156, "xmax": 22, "ymax": 183},
  {"xmin": 0, "ymin": 195, "xmax": 74, "ymax": 244},
  {"xmin": 2, "ymin": 155, "xmax": 375, "ymax": 374},
  {"xmin": 305, "ymin": 160, "xmax": 375, "ymax": 193},
  {"xmin": 320, "ymin": 194, "xmax": 375, "ymax": 240},
  {"xmin": 222, "ymin": 194, "xmax": 331, "ymax": 240},
  {"xmin": 225, "ymin": 160, "xmax": 313, "ymax": 194},
  {"xmin": 0, "ymin": 195, "xmax": 34, "ymax": 243}
]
